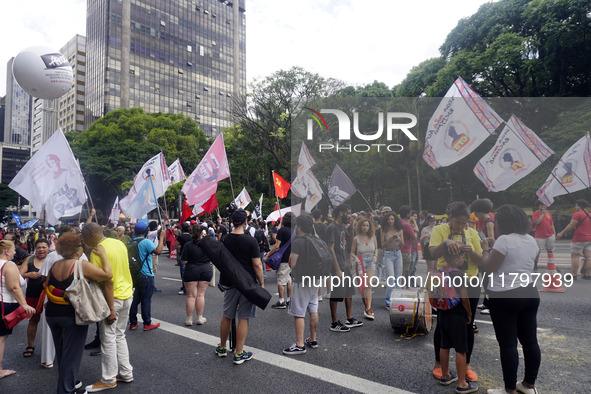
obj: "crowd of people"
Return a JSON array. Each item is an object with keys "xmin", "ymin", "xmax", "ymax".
[{"xmin": 0, "ymin": 196, "xmax": 586, "ymax": 393}]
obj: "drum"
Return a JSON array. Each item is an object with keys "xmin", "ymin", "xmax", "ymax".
[{"xmin": 389, "ymin": 288, "xmax": 432, "ymax": 334}]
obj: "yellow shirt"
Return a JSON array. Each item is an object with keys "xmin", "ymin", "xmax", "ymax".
[
  {"xmin": 429, "ymin": 223, "xmax": 483, "ymax": 278},
  {"xmin": 90, "ymin": 238, "xmax": 133, "ymax": 300}
]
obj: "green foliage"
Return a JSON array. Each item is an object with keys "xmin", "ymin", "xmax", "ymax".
[
  {"xmin": 68, "ymin": 108, "xmax": 209, "ymax": 214},
  {"xmin": 0, "ymin": 184, "xmax": 19, "ymax": 218}
]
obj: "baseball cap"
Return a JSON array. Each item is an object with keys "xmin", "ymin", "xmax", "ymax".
[
  {"xmin": 232, "ymin": 209, "xmax": 248, "ymax": 224},
  {"xmin": 134, "ymin": 221, "xmax": 148, "ymax": 233},
  {"xmin": 427, "ymin": 215, "xmax": 436, "ymax": 222},
  {"xmin": 380, "ymin": 206, "xmax": 392, "ymax": 213}
]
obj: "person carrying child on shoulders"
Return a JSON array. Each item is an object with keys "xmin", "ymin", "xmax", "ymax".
[{"xmin": 437, "ymin": 247, "xmax": 478, "ymax": 394}]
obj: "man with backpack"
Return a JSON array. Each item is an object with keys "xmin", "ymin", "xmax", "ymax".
[
  {"xmin": 283, "ymin": 213, "xmax": 321, "ymax": 355},
  {"xmin": 128, "ymin": 221, "xmax": 165, "ymax": 332},
  {"xmin": 81, "ymin": 223, "xmax": 134, "ymax": 392}
]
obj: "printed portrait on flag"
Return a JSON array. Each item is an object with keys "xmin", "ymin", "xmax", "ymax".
[
  {"xmin": 423, "ymin": 77, "xmax": 503, "ymax": 169},
  {"xmin": 182, "ymin": 134, "xmax": 230, "ymax": 205},
  {"xmin": 537, "ymin": 133, "xmax": 591, "ymax": 206},
  {"xmin": 473, "ymin": 115, "xmax": 553, "ymax": 192}
]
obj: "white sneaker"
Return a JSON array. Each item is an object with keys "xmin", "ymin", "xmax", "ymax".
[
  {"xmin": 487, "ymin": 388, "xmax": 508, "ymax": 394},
  {"xmin": 516, "ymin": 381, "xmax": 538, "ymax": 394},
  {"xmin": 195, "ymin": 316, "xmax": 207, "ymax": 325},
  {"xmin": 185, "ymin": 317, "xmax": 193, "ymax": 326},
  {"xmin": 480, "ymin": 308, "xmax": 491, "ymax": 315}
]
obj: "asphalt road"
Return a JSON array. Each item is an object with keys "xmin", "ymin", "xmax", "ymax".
[{"xmin": 2, "ymin": 246, "xmax": 590, "ymax": 393}]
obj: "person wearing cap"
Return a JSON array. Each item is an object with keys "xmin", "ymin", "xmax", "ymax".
[
  {"xmin": 47, "ymin": 227, "xmax": 57, "ymax": 251},
  {"xmin": 216, "ymin": 209, "xmax": 264, "ymax": 365},
  {"xmin": 127, "ymin": 221, "xmax": 165, "ymax": 333}
]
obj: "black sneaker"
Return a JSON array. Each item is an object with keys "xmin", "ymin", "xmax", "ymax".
[
  {"xmin": 282, "ymin": 344, "xmax": 306, "ymax": 355},
  {"xmin": 345, "ymin": 317, "xmax": 363, "ymax": 328},
  {"xmin": 75, "ymin": 381, "xmax": 83, "ymax": 390},
  {"xmin": 305, "ymin": 337, "xmax": 318, "ymax": 349},
  {"xmin": 330, "ymin": 321, "xmax": 350, "ymax": 332},
  {"xmin": 271, "ymin": 301, "xmax": 287, "ymax": 309},
  {"xmin": 84, "ymin": 339, "xmax": 101, "ymax": 349}
]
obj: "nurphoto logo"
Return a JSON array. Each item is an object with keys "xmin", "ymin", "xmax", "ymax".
[{"xmin": 304, "ymin": 107, "xmax": 418, "ymax": 153}]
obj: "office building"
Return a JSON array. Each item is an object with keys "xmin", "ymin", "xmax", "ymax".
[
  {"xmin": 85, "ymin": 0, "xmax": 246, "ymax": 136},
  {"xmin": 4, "ymin": 58, "xmax": 32, "ymax": 146}
]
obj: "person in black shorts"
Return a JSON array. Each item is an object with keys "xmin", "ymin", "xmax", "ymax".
[
  {"xmin": 438, "ymin": 248, "xmax": 478, "ymax": 393},
  {"xmin": 181, "ymin": 225, "xmax": 213, "ymax": 326}
]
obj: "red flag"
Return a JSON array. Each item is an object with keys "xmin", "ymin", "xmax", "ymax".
[
  {"xmin": 201, "ymin": 193, "xmax": 218, "ymax": 214},
  {"xmin": 273, "ymin": 171, "xmax": 291, "ymax": 199},
  {"xmin": 181, "ymin": 199, "xmax": 193, "ymax": 223},
  {"xmin": 274, "ymin": 202, "xmax": 280, "ymax": 212}
]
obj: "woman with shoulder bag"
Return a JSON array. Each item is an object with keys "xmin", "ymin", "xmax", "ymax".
[
  {"xmin": 45, "ymin": 233, "xmax": 112, "ymax": 394},
  {"xmin": 0, "ymin": 240, "xmax": 36, "ymax": 379}
]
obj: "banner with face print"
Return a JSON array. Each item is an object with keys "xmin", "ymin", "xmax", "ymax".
[
  {"xmin": 182, "ymin": 134, "xmax": 230, "ymax": 205},
  {"xmin": 474, "ymin": 115, "xmax": 553, "ymax": 192},
  {"xmin": 537, "ymin": 133, "xmax": 591, "ymax": 206},
  {"xmin": 423, "ymin": 77, "xmax": 504, "ymax": 169}
]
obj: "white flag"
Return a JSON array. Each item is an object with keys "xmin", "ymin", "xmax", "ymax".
[
  {"xmin": 423, "ymin": 77, "xmax": 504, "ymax": 169},
  {"xmin": 9, "ymin": 128, "xmax": 87, "ymax": 218},
  {"xmin": 252, "ymin": 194, "xmax": 264, "ymax": 220},
  {"xmin": 292, "ymin": 142, "xmax": 316, "ymax": 198},
  {"xmin": 474, "ymin": 115, "xmax": 554, "ymax": 192},
  {"xmin": 132, "ymin": 152, "xmax": 170, "ymax": 198},
  {"xmin": 537, "ymin": 133, "xmax": 591, "ymax": 206},
  {"xmin": 304, "ymin": 170, "xmax": 323, "ymax": 212},
  {"xmin": 109, "ymin": 196, "xmax": 121, "ymax": 223},
  {"xmin": 168, "ymin": 158, "xmax": 186, "ymax": 186},
  {"xmin": 45, "ymin": 172, "xmax": 87, "ymax": 225},
  {"xmin": 234, "ymin": 187, "xmax": 252, "ymax": 209},
  {"xmin": 122, "ymin": 177, "xmax": 158, "ymax": 219},
  {"xmin": 265, "ymin": 203, "xmax": 302, "ymax": 223}
]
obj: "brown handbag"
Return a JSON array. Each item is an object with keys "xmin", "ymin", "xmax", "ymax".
[{"xmin": 1, "ymin": 263, "xmax": 28, "ymax": 329}]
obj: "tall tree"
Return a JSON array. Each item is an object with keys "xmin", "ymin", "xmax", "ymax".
[{"xmin": 67, "ymin": 108, "xmax": 208, "ymax": 215}]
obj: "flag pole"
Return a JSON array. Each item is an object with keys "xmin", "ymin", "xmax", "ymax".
[
  {"xmin": 149, "ymin": 177, "xmax": 163, "ymax": 224},
  {"xmin": 228, "ymin": 175, "xmax": 236, "ymax": 200},
  {"xmin": 272, "ymin": 170, "xmax": 281, "ymax": 209},
  {"xmin": 356, "ymin": 190, "xmax": 374, "ymax": 212}
]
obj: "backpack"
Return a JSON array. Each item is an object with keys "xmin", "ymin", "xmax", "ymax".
[
  {"xmin": 304, "ymin": 235, "xmax": 333, "ymax": 278},
  {"xmin": 254, "ymin": 229, "xmax": 269, "ymax": 252},
  {"xmin": 427, "ymin": 266, "xmax": 462, "ymax": 310},
  {"xmin": 127, "ymin": 238, "xmax": 151, "ymax": 282}
]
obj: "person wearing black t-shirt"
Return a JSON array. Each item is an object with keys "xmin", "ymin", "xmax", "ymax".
[
  {"xmin": 176, "ymin": 222, "xmax": 192, "ymax": 295},
  {"xmin": 181, "ymin": 226, "xmax": 213, "ymax": 326},
  {"xmin": 326, "ymin": 204, "xmax": 363, "ymax": 332},
  {"xmin": 264, "ymin": 213, "xmax": 293, "ymax": 309},
  {"xmin": 216, "ymin": 210, "xmax": 264, "ymax": 365}
]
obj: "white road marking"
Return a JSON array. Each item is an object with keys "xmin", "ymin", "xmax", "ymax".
[
  {"xmin": 162, "ymin": 277, "xmax": 182, "ymax": 282},
  {"xmin": 152, "ymin": 317, "xmax": 414, "ymax": 394}
]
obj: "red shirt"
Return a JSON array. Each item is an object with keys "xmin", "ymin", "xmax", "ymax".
[
  {"xmin": 400, "ymin": 220, "xmax": 417, "ymax": 254},
  {"xmin": 572, "ymin": 210, "xmax": 591, "ymax": 242},
  {"xmin": 532, "ymin": 211, "xmax": 554, "ymax": 238}
]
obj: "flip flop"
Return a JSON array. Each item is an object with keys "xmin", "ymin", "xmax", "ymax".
[
  {"xmin": 0, "ymin": 369, "xmax": 16, "ymax": 379},
  {"xmin": 23, "ymin": 346, "xmax": 35, "ymax": 357}
]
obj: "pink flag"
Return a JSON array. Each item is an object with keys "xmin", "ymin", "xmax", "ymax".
[{"xmin": 182, "ymin": 134, "xmax": 230, "ymax": 205}]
